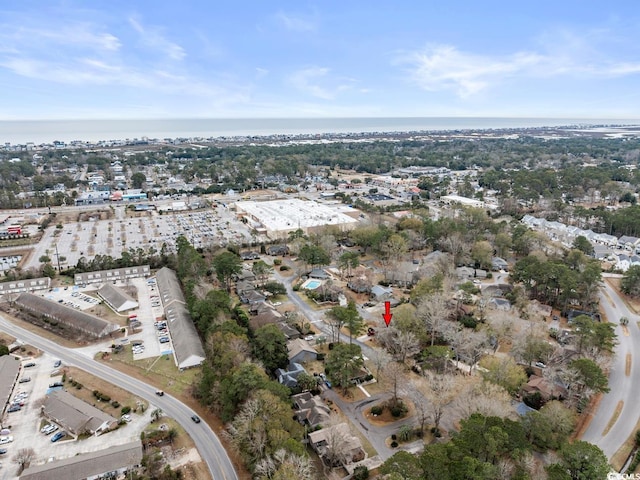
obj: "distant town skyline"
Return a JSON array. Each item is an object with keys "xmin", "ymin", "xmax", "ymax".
[{"xmin": 2, "ymin": 1, "xmax": 640, "ymax": 120}]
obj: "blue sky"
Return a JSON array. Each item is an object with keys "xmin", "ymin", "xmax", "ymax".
[{"xmin": 2, "ymin": 0, "xmax": 640, "ymax": 119}]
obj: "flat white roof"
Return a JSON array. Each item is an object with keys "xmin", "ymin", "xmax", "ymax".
[{"xmin": 236, "ymin": 199, "xmax": 358, "ymax": 232}]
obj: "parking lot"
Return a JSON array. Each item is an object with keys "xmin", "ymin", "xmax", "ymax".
[
  {"xmin": 0, "ymin": 355, "xmax": 153, "ymax": 480},
  {"xmin": 122, "ymin": 276, "xmax": 175, "ymax": 361},
  {"xmin": 23, "ymin": 205, "xmax": 259, "ymax": 272}
]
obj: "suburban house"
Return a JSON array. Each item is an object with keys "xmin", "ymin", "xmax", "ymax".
[
  {"xmin": 240, "ymin": 251, "xmax": 260, "ymax": 260},
  {"xmin": 488, "ymin": 297, "xmax": 511, "ymax": 311},
  {"xmin": 384, "ymin": 260, "xmax": 421, "ymax": 287},
  {"xmin": 370, "ymin": 285, "xmax": 393, "ymax": 302},
  {"xmin": 308, "ymin": 423, "xmax": 366, "ymax": 467},
  {"xmin": 491, "ymin": 257, "xmax": 509, "ymax": 271},
  {"xmin": 292, "ymin": 392, "xmax": 330, "ymax": 429},
  {"xmin": 308, "ymin": 268, "xmax": 330, "ymax": 280},
  {"xmin": 521, "ymin": 375, "xmax": 567, "ymax": 401},
  {"xmin": 276, "ymin": 362, "xmax": 307, "ymax": 388},
  {"xmin": 267, "ymin": 245, "xmax": 289, "ymax": 256},
  {"xmin": 347, "ymin": 277, "xmax": 371, "ymax": 294},
  {"xmin": 288, "ymin": 338, "xmax": 318, "ymax": 364}
]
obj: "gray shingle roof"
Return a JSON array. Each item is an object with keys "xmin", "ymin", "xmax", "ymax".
[
  {"xmin": 15, "ymin": 293, "xmax": 119, "ymax": 338},
  {"xmin": 97, "ymin": 283, "xmax": 138, "ymax": 312},
  {"xmin": 0, "ymin": 355, "xmax": 20, "ymax": 414},
  {"xmin": 20, "ymin": 441, "xmax": 142, "ymax": 480},
  {"xmin": 42, "ymin": 390, "xmax": 118, "ymax": 435},
  {"xmin": 156, "ymin": 268, "xmax": 205, "ymax": 369}
]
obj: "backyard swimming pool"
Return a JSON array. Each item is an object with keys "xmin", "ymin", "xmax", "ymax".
[{"xmin": 301, "ymin": 279, "xmax": 322, "ymax": 290}]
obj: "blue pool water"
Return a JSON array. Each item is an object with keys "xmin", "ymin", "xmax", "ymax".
[{"xmin": 303, "ymin": 279, "xmax": 322, "ymax": 290}]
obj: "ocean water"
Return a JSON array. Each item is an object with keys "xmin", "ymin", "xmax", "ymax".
[{"xmin": 0, "ymin": 117, "xmax": 639, "ymax": 145}]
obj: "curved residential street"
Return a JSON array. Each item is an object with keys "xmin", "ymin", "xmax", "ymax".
[
  {"xmin": 0, "ymin": 316, "xmax": 238, "ymax": 480},
  {"xmin": 280, "ymin": 265, "xmax": 640, "ymax": 462},
  {"xmin": 277, "ymin": 266, "xmax": 418, "ymax": 462},
  {"xmin": 581, "ymin": 276, "xmax": 640, "ymax": 460}
]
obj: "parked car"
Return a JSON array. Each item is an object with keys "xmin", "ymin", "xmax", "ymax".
[
  {"xmin": 0, "ymin": 437, "xmax": 13, "ymax": 445},
  {"xmin": 42, "ymin": 425, "xmax": 58, "ymax": 435},
  {"xmin": 54, "ymin": 360, "xmax": 62, "ymax": 368},
  {"xmin": 18, "ymin": 377, "xmax": 30, "ymax": 383},
  {"xmin": 23, "ymin": 362, "xmax": 36, "ymax": 368},
  {"xmin": 49, "ymin": 382, "xmax": 64, "ymax": 388},
  {"xmin": 7, "ymin": 405, "xmax": 20, "ymax": 413},
  {"xmin": 191, "ymin": 415, "xmax": 201, "ymax": 423},
  {"xmin": 0, "ymin": 449, "xmax": 6, "ymax": 455},
  {"xmin": 50, "ymin": 431, "xmax": 66, "ymax": 443}
]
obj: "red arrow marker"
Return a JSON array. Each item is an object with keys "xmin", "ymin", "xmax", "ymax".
[{"xmin": 382, "ymin": 301, "xmax": 393, "ymax": 327}]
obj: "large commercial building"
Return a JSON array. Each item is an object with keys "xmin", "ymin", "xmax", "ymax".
[
  {"xmin": 74, "ymin": 265, "xmax": 151, "ymax": 286},
  {"xmin": 20, "ymin": 441, "xmax": 142, "ymax": 480},
  {"xmin": 155, "ymin": 267, "xmax": 206, "ymax": 369},
  {"xmin": 0, "ymin": 277, "xmax": 50, "ymax": 295},
  {"xmin": 15, "ymin": 293, "xmax": 120, "ymax": 339},
  {"xmin": 97, "ymin": 283, "xmax": 139, "ymax": 312},
  {"xmin": 42, "ymin": 390, "xmax": 118, "ymax": 436},
  {"xmin": 235, "ymin": 199, "xmax": 359, "ymax": 239},
  {"xmin": 0, "ymin": 355, "xmax": 20, "ymax": 416}
]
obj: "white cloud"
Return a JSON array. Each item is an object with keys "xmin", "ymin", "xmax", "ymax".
[
  {"xmin": 128, "ymin": 17, "xmax": 185, "ymax": 61},
  {"xmin": 402, "ymin": 39, "xmax": 640, "ymax": 98},
  {"xmin": 288, "ymin": 67, "xmax": 354, "ymax": 100},
  {"xmin": 274, "ymin": 11, "xmax": 316, "ymax": 32},
  {"xmin": 402, "ymin": 45, "xmax": 542, "ymax": 97}
]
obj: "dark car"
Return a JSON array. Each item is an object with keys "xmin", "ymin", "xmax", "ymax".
[
  {"xmin": 23, "ymin": 362, "xmax": 36, "ymax": 368},
  {"xmin": 155, "ymin": 390, "xmax": 164, "ymax": 396},
  {"xmin": 191, "ymin": 415, "xmax": 201, "ymax": 423},
  {"xmin": 0, "ymin": 448, "xmax": 7, "ymax": 454},
  {"xmin": 51, "ymin": 431, "xmax": 66, "ymax": 442},
  {"xmin": 54, "ymin": 360, "xmax": 62, "ymax": 368},
  {"xmin": 49, "ymin": 382, "xmax": 64, "ymax": 388}
]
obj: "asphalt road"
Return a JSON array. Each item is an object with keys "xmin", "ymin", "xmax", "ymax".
[
  {"xmin": 581, "ymin": 276, "xmax": 640, "ymax": 460},
  {"xmin": 0, "ymin": 316, "xmax": 238, "ymax": 480}
]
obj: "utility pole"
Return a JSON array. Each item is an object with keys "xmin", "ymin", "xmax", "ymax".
[{"xmin": 55, "ymin": 243, "xmax": 61, "ymax": 272}]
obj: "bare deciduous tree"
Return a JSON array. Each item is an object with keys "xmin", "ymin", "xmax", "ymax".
[
  {"xmin": 377, "ymin": 327, "xmax": 420, "ymax": 363},
  {"xmin": 13, "ymin": 448, "xmax": 35, "ymax": 473},
  {"xmin": 417, "ymin": 293, "xmax": 451, "ymax": 346},
  {"xmin": 454, "ymin": 378, "xmax": 513, "ymax": 419},
  {"xmin": 423, "ymin": 372, "xmax": 459, "ymax": 434},
  {"xmin": 446, "ymin": 327, "xmax": 488, "ymax": 373},
  {"xmin": 407, "ymin": 381, "xmax": 430, "ymax": 436},
  {"xmin": 254, "ymin": 449, "xmax": 315, "ymax": 480},
  {"xmin": 367, "ymin": 348, "xmax": 392, "ymax": 380},
  {"xmin": 383, "ymin": 361, "xmax": 407, "ymax": 408}
]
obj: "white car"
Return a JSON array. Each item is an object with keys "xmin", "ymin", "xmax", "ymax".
[
  {"xmin": 0, "ymin": 437, "xmax": 13, "ymax": 445},
  {"xmin": 42, "ymin": 425, "xmax": 58, "ymax": 435}
]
